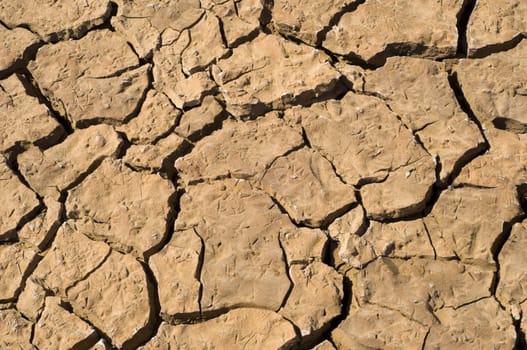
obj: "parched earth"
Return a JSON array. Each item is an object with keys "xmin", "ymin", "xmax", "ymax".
[{"xmin": 1, "ymin": 0, "xmax": 527, "ymax": 349}]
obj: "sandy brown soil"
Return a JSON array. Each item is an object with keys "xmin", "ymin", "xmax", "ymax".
[{"xmin": 1, "ymin": 0, "xmax": 527, "ymax": 349}]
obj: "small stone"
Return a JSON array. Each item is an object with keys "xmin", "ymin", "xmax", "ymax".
[
  {"xmin": 327, "ymin": 206, "xmax": 367, "ymax": 267},
  {"xmin": 328, "ymin": 206, "xmax": 366, "ymax": 241}
]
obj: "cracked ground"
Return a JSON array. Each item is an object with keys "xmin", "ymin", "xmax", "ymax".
[{"xmin": 1, "ymin": 0, "xmax": 527, "ymax": 349}]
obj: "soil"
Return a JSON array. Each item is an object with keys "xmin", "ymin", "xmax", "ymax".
[{"xmin": 1, "ymin": 0, "xmax": 527, "ymax": 349}]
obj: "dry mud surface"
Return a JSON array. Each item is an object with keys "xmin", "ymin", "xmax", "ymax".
[{"xmin": 1, "ymin": 0, "xmax": 527, "ymax": 349}]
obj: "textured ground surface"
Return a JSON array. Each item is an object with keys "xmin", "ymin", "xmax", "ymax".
[{"xmin": 1, "ymin": 0, "xmax": 527, "ymax": 349}]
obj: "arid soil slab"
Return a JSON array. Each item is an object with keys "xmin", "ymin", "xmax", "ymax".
[{"xmin": 323, "ymin": 0, "xmax": 463, "ymax": 65}]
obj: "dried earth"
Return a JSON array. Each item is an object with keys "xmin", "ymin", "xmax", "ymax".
[{"xmin": 1, "ymin": 0, "xmax": 526, "ymax": 349}]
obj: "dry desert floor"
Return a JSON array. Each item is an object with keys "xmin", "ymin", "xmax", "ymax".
[{"xmin": 1, "ymin": 0, "xmax": 527, "ymax": 349}]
